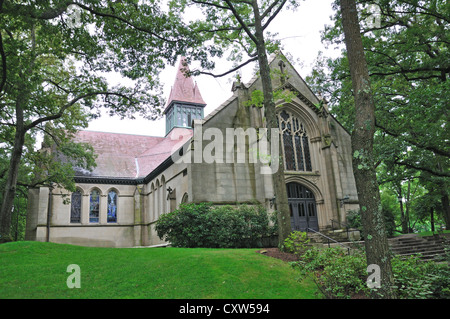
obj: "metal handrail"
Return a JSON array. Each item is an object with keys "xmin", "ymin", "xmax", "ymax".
[{"xmin": 307, "ymin": 228, "xmax": 351, "ymax": 255}]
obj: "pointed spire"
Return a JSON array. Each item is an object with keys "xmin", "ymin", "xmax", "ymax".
[{"xmin": 165, "ymin": 57, "xmax": 206, "ymax": 112}]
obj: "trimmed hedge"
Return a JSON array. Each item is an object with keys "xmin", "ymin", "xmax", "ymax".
[{"xmin": 155, "ymin": 203, "xmax": 277, "ymax": 248}]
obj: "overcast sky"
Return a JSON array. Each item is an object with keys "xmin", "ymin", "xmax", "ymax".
[{"xmin": 87, "ymin": 0, "xmax": 339, "ymax": 137}]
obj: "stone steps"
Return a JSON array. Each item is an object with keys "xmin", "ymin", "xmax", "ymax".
[
  {"xmin": 388, "ymin": 234, "xmax": 448, "ymax": 261},
  {"xmin": 307, "ymin": 230, "xmax": 448, "ymax": 261}
]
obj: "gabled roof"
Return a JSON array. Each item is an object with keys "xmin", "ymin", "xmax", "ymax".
[
  {"xmin": 165, "ymin": 57, "xmax": 206, "ymax": 113},
  {"xmin": 73, "ymin": 128, "xmax": 192, "ymax": 180},
  {"xmin": 72, "ymin": 57, "xmax": 203, "ymax": 183}
]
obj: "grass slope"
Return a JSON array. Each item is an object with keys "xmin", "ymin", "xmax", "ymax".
[{"xmin": 0, "ymin": 241, "xmax": 320, "ymax": 299}]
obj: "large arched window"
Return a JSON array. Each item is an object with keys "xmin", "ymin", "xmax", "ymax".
[
  {"xmin": 70, "ymin": 189, "xmax": 82, "ymax": 223},
  {"xmin": 89, "ymin": 189, "xmax": 100, "ymax": 223},
  {"xmin": 107, "ymin": 190, "xmax": 118, "ymax": 223},
  {"xmin": 278, "ymin": 110, "xmax": 312, "ymax": 172}
]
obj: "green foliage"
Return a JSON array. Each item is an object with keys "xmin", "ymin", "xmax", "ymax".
[
  {"xmin": 155, "ymin": 203, "xmax": 277, "ymax": 248},
  {"xmin": 345, "ymin": 206, "xmax": 395, "ymax": 239},
  {"xmin": 292, "ymin": 246, "xmax": 346, "ymax": 279},
  {"xmin": 318, "ymin": 252, "xmax": 369, "ymax": 299},
  {"xmin": 282, "ymin": 231, "xmax": 310, "ymax": 256},
  {"xmin": 292, "ymin": 245, "xmax": 450, "ymax": 299},
  {"xmin": 0, "ymin": 0, "xmax": 218, "ymax": 235},
  {"xmin": 307, "ymin": 0, "xmax": 450, "ymax": 232},
  {"xmin": 391, "ymin": 255, "xmax": 450, "ymax": 299},
  {"xmin": 346, "ymin": 209, "xmax": 362, "ymax": 229},
  {"xmin": 291, "ymin": 247, "xmax": 368, "ymax": 299}
]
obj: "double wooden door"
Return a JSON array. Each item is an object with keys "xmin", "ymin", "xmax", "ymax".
[{"xmin": 287, "ymin": 183, "xmax": 319, "ymax": 231}]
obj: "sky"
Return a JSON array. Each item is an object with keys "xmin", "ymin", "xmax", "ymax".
[{"xmin": 86, "ymin": 0, "xmax": 340, "ymax": 138}]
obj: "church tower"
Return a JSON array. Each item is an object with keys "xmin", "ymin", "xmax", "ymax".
[{"xmin": 164, "ymin": 57, "xmax": 206, "ymax": 136}]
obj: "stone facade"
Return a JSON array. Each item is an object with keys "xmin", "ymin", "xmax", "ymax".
[{"xmin": 26, "ymin": 53, "xmax": 359, "ymax": 247}]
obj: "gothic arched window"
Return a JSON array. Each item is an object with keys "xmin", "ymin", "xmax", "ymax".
[
  {"xmin": 70, "ymin": 189, "xmax": 82, "ymax": 223},
  {"xmin": 89, "ymin": 189, "xmax": 100, "ymax": 223},
  {"xmin": 107, "ymin": 190, "xmax": 118, "ymax": 223},
  {"xmin": 278, "ymin": 110, "xmax": 312, "ymax": 172}
]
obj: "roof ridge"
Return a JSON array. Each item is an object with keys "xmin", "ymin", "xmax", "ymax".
[{"xmin": 79, "ymin": 129, "xmax": 166, "ymax": 139}]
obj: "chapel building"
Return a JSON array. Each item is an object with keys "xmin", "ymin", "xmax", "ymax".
[{"xmin": 25, "ymin": 53, "xmax": 359, "ymax": 247}]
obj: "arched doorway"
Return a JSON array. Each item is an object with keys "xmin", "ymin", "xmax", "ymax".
[{"xmin": 286, "ymin": 182, "xmax": 319, "ymax": 231}]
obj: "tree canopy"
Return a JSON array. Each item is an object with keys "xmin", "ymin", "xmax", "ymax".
[
  {"xmin": 0, "ymin": 0, "xmax": 211, "ymax": 240},
  {"xmin": 307, "ymin": 0, "xmax": 449, "ymax": 229}
]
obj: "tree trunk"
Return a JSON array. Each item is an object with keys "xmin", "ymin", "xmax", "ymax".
[
  {"xmin": 441, "ymin": 191, "xmax": 450, "ymax": 230},
  {"xmin": 406, "ymin": 179, "xmax": 411, "ymax": 232},
  {"xmin": 430, "ymin": 207, "xmax": 435, "ymax": 233},
  {"xmin": 437, "ymin": 162, "xmax": 450, "ymax": 230},
  {"xmin": 397, "ymin": 188, "xmax": 408, "ymax": 234},
  {"xmin": 0, "ymin": 103, "xmax": 26, "ymax": 242},
  {"xmin": 339, "ymin": 0, "xmax": 395, "ymax": 298},
  {"xmin": 251, "ymin": 0, "xmax": 291, "ymax": 245}
]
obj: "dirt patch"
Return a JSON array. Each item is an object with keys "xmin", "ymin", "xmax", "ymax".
[{"xmin": 256, "ymin": 247, "xmax": 298, "ymax": 262}]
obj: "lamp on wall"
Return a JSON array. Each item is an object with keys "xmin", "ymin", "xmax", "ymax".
[
  {"xmin": 167, "ymin": 187, "xmax": 173, "ymax": 194},
  {"xmin": 269, "ymin": 196, "xmax": 276, "ymax": 208},
  {"xmin": 339, "ymin": 195, "xmax": 350, "ymax": 207}
]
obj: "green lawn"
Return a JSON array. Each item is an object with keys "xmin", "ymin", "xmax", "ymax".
[{"xmin": 0, "ymin": 241, "xmax": 320, "ymax": 299}]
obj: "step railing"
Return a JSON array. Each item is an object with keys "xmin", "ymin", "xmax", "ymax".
[{"xmin": 307, "ymin": 228, "xmax": 351, "ymax": 255}]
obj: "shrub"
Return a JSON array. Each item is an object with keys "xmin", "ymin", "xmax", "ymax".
[
  {"xmin": 155, "ymin": 203, "xmax": 277, "ymax": 248},
  {"xmin": 282, "ymin": 231, "xmax": 310, "ymax": 256},
  {"xmin": 391, "ymin": 255, "xmax": 450, "ymax": 299},
  {"xmin": 318, "ymin": 252, "xmax": 369, "ymax": 299},
  {"xmin": 291, "ymin": 245, "xmax": 450, "ymax": 299},
  {"xmin": 291, "ymin": 247, "xmax": 367, "ymax": 299}
]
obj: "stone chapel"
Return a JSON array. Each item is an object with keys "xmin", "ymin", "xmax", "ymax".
[{"xmin": 25, "ymin": 53, "xmax": 359, "ymax": 247}]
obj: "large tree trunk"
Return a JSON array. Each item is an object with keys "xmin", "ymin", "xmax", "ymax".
[
  {"xmin": 0, "ymin": 103, "xmax": 25, "ymax": 242},
  {"xmin": 339, "ymin": 0, "xmax": 395, "ymax": 298},
  {"xmin": 251, "ymin": 0, "xmax": 291, "ymax": 245}
]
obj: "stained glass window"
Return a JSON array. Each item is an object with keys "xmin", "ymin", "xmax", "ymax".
[
  {"xmin": 70, "ymin": 190, "xmax": 82, "ymax": 223},
  {"xmin": 89, "ymin": 189, "xmax": 100, "ymax": 223},
  {"xmin": 107, "ymin": 190, "xmax": 118, "ymax": 223},
  {"xmin": 278, "ymin": 110, "xmax": 312, "ymax": 172}
]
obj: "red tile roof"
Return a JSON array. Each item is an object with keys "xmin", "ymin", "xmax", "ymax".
[
  {"xmin": 73, "ymin": 57, "xmax": 201, "ymax": 180},
  {"xmin": 74, "ymin": 128, "xmax": 193, "ymax": 179}
]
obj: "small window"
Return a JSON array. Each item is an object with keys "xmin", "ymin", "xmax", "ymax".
[
  {"xmin": 89, "ymin": 189, "xmax": 100, "ymax": 223},
  {"xmin": 107, "ymin": 190, "xmax": 118, "ymax": 223},
  {"xmin": 70, "ymin": 190, "xmax": 82, "ymax": 223}
]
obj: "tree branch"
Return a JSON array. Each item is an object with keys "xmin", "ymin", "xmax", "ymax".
[
  {"xmin": 24, "ymin": 91, "xmax": 132, "ymax": 131},
  {"xmin": 375, "ymin": 122, "xmax": 450, "ymax": 158},
  {"xmin": 191, "ymin": 0, "xmax": 231, "ymax": 10},
  {"xmin": 223, "ymin": 0, "xmax": 259, "ymax": 44},
  {"xmin": 0, "ymin": 31, "xmax": 7, "ymax": 95},
  {"xmin": 262, "ymin": 0, "xmax": 288, "ymax": 31},
  {"xmin": 74, "ymin": 3, "xmax": 179, "ymax": 43},
  {"xmin": 394, "ymin": 160, "xmax": 450, "ymax": 178},
  {"xmin": 194, "ymin": 56, "xmax": 258, "ymax": 78},
  {"xmin": 3, "ymin": 1, "xmax": 74, "ymax": 20}
]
